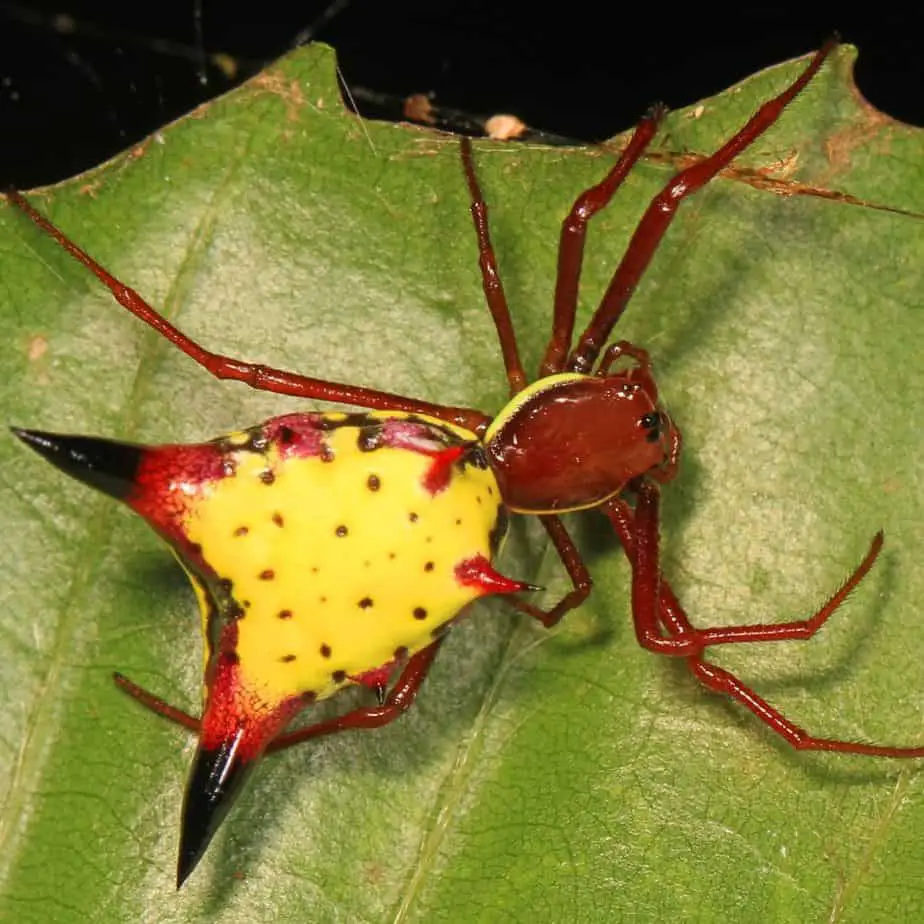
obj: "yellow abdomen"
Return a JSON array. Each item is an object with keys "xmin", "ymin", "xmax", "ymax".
[{"xmin": 180, "ymin": 411, "xmax": 506, "ymax": 708}]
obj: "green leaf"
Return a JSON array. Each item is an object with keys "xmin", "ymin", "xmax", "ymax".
[{"xmin": 2, "ymin": 43, "xmax": 923, "ymax": 923}]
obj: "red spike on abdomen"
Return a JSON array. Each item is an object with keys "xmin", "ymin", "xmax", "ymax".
[{"xmin": 455, "ymin": 555, "xmax": 538, "ymax": 596}]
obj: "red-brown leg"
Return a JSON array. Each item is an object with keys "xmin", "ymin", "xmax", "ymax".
[
  {"xmin": 596, "ymin": 340, "xmax": 654, "ymax": 375},
  {"xmin": 507, "ymin": 515, "xmax": 593, "ymax": 628},
  {"xmin": 113, "ymin": 643, "xmax": 445, "ymax": 753},
  {"xmin": 267, "ymin": 639, "xmax": 444, "ymax": 752},
  {"xmin": 113, "ymin": 671, "xmax": 200, "ymax": 732},
  {"xmin": 460, "ymin": 138, "xmax": 528, "ymax": 395},
  {"xmin": 569, "ymin": 41, "xmax": 837, "ymax": 374},
  {"xmin": 608, "ymin": 482, "xmax": 883, "ymax": 649},
  {"xmin": 540, "ymin": 107, "xmax": 664, "ymax": 377},
  {"xmin": 6, "ymin": 190, "xmax": 490, "ymax": 434},
  {"xmin": 606, "ymin": 481, "xmax": 924, "ymax": 757},
  {"xmin": 686, "ymin": 658, "xmax": 924, "ymax": 756}
]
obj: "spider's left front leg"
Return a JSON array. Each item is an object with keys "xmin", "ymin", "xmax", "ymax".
[
  {"xmin": 607, "ymin": 481, "xmax": 924, "ymax": 758},
  {"xmin": 6, "ymin": 191, "xmax": 489, "ymax": 434}
]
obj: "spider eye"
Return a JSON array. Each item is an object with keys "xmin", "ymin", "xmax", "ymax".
[{"xmin": 639, "ymin": 412, "xmax": 663, "ymax": 443}]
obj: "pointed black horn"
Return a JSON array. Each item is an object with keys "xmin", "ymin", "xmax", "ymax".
[
  {"xmin": 176, "ymin": 735, "xmax": 256, "ymax": 889},
  {"xmin": 11, "ymin": 427, "xmax": 143, "ymax": 501}
]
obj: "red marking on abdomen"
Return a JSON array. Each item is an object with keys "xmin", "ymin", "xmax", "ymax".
[
  {"xmin": 128, "ymin": 442, "xmax": 228, "ymax": 543},
  {"xmin": 350, "ymin": 661, "xmax": 397, "ymax": 691},
  {"xmin": 200, "ymin": 647, "xmax": 301, "ymax": 761},
  {"xmin": 263, "ymin": 414, "xmax": 326, "ymax": 460},
  {"xmin": 422, "ymin": 444, "xmax": 465, "ymax": 495}
]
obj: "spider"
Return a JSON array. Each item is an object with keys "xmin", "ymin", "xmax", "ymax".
[{"xmin": 9, "ymin": 40, "xmax": 922, "ymax": 889}]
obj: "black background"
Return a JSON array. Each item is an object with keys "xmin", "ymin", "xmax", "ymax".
[{"xmin": 1, "ymin": 3, "xmax": 923, "ymax": 189}]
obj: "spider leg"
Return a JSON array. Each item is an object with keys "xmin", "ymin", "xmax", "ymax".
[
  {"xmin": 113, "ymin": 643, "xmax": 445, "ymax": 754},
  {"xmin": 266, "ymin": 640, "xmax": 444, "ymax": 753},
  {"xmin": 606, "ymin": 481, "xmax": 924, "ymax": 757},
  {"xmin": 608, "ymin": 483, "xmax": 883, "ymax": 649},
  {"xmin": 6, "ymin": 190, "xmax": 490, "ymax": 434},
  {"xmin": 113, "ymin": 672, "xmax": 200, "ymax": 732},
  {"xmin": 506, "ymin": 514, "xmax": 593, "ymax": 628},
  {"xmin": 540, "ymin": 107, "xmax": 664, "ymax": 377},
  {"xmin": 569, "ymin": 40, "xmax": 837, "ymax": 374},
  {"xmin": 460, "ymin": 138, "xmax": 528, "ymax": 395}
]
